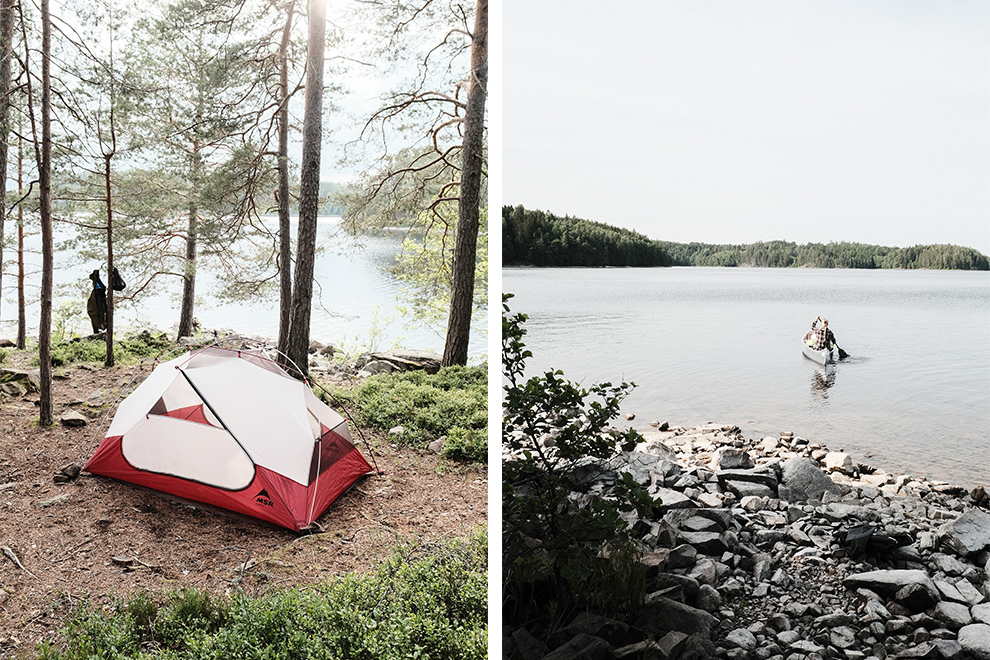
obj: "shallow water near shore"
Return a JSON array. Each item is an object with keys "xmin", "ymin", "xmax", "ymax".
[
  {"xmin": 505, "ymin": 266, "xmax": 990, "ymax": 488},
  {"xmin": 5, "ymin": 217, "xmax": 485, "ymax": 359}
]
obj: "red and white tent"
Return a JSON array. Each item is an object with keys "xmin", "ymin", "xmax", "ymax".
[{"xmin": 85, "ymin": 346, "xmax": 372, "ymax": 530}]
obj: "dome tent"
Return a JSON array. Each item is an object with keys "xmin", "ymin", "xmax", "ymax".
[{"xmin": 85, "ymin": 346, "xmax": 372, "ymax": 531}]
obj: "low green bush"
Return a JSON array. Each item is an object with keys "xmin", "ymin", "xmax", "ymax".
[
  {"xmin": 502, "ymin": 294, "xmax": 659, "ymax": 625},
  {"xmin": 44, "ymin": 331, "xmax": 174, "ymax": 367},
  {"xmin": 36, "ymin": 530, "xmax": 488, "ymax": 660},
  {"xmin": 333, "ymin": 365, "xmax": 487, "ymax": 462}
]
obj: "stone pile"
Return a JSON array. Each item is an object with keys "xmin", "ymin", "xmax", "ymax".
[{"xmin": 504, "ymin": 424, "xmax": 990, "ymax": 660}]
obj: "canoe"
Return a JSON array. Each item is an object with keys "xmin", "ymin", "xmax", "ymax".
[{"xmin": 802, "ymin": 341, "xmax": 837, "ymax": 365}]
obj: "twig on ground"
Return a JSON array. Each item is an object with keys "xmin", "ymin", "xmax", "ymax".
[{"xmin": 1, "ymin": 546, "xmax": 36, "ymax": 578}]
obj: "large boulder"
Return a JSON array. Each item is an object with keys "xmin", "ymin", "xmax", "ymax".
[
  {"xmin": 780, "ymin": 457, "xmax": 840, "ymax": 502},
  {"xmin": 842, "ymin": 570, "xmax": 940, "ymax": 610},
  {"xmin": 635, "ymin": 596, "xmax": 716, "ymax": 639},
  {"xmin": 939, "ymin": 509, "xmax": 990, "ymax": 557},
  {"xmin": 959, "ymin": 623, "xmax": 990, "ymax": 660},
  {"xmin": 542, "ymin": 633, "xmax": 611, "ymax": 660}
]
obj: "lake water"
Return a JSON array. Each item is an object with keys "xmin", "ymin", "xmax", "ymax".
[
  {"xmin": 2, "ymin": 217, "xmax": 486, "ymax": 360},
  {"xmin": 504, "ymin": 267, "xmax": 990, "ymax": 488}
]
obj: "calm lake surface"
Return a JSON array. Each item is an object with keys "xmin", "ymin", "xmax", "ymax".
[
  {"xmin": 4, "ymin": 217, "xmax": 485, "ymax": 360},
  {"xmin": 505, "ymin": 267, "xmax": 990, "ymax": 488}
]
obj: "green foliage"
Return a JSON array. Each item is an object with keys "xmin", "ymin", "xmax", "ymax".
[
  {"xmin": 393, "ymin": 204, "xmax": 488, "ymax": 336},
  {"xmin": 36, "ymin": 533, "xmax": 487, "ymax": 660},
  {"xmin": 333, "ymin": 366, "xmax": 487, "ymax": 462},
  {"xmin": 44, "ymin": 331, "xmax": 174, "ymax": 367},
  {"xmin": 502, "ymin": 205, "xmax": 671, "ymax": 267},
  {"xmin": 504, "ymin": 204, "xmax": 989, "ymax": 270},
  {"xmin": 662, "ymin": 239, "xmax": 990, "ymax": 270},
  {"xmin": 502, "ymin": 294, "xmax": 659, "ymax": 624}
]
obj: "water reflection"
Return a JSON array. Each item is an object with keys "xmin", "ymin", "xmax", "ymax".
[{"xmin": 810, "ymin": 366, "xmax": 837, "ymax": 404}]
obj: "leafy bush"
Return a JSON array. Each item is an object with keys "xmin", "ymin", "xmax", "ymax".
[
  {"xmin": 502, "ymin": 294, "xmax": 659, "ymax": 624},
  {"xmin": 45, "ymin": 331, "xmax": 174, "ymax": 367},
  {"xmin": 334, "ymin": 365, "xmax": 487, "ymax": 462},
  {"xmin": 37, "ymin": 531, "xmax": 487, "ymax": 660}
]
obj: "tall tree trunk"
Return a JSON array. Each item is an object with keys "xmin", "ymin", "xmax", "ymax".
[
  {"xmin": 0, "ymin": 0, "xmax": 12, "ymax": 324},
  {"xmin": 38, "ymin": 0, "xmax": 53, "ymax": 425},
  {"xmin": 285, "ymin": 0, "xmax": 325, "ymax": 377},
  {"xmin": 104, "ymin": 154, "xmax": 115, "ymax": 366},
  {"xmin": 276, "ymin": 1, "xmax": 294, "ymax": 358},
  {"xmin": 441, "ymin": 0, "xmax": 487, "ymax": 367},
  {"xmin": 178, "ymin": 203, "xmax": 198, "ymax": 339},
  {"xmin": 177, "ymin": 146, "xmax": 201, "ymax": 339},
  {"xmin": 15, "ymin": 120, "xmax": 23, "ymax": 349}
]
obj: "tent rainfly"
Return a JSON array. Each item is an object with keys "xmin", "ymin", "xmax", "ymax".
[{"xmin": 85, "ymin": 347, "xmax": 372, "ymax": 530}]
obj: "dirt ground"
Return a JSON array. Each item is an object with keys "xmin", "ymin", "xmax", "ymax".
[{"xmin": 0, "ymin": 357, "xmax": 488, "ymax": 658}]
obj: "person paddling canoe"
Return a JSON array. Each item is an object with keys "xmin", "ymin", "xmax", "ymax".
[{"xmin": 810, "ymin": 315, "xmax": 849, "ymax": 359}]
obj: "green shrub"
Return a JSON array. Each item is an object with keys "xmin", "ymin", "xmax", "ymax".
[
  {"xmin": 440, "ymin": 426, "xmax": 487, "ymax": 462},
  {"xmin": 44, "ymin": 331, "xmax": 174, "ymax": 367},
  {"xmin": 333, "ymin": 365, "xmax": 487, "ymax": 462},
  {"xmin": 36, "ymin": 531, "xmax": 487, "ymax": 660},
  {"xmin": 502, "ymin": 294, "xmax": 658, "ymax": 625}
]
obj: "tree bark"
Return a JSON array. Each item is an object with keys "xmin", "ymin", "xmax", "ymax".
[
  {"xmin": 15, "ymin": 118, "xmax": 23, "ymax": 349},
  {"xmin": 38, "ymin": 0, "xmax": 53, "ymax": 425},
  {"xmin": 104, "ymin": 153, "xmax": 115, "ymax": 366},
  {"xmin": 276, "ymin": 1, "xmax": 294, "ymax": 359},
  {"xmin": 177, "ymin": 202, "xmax": 198, "ymax": 339},
  {"xmin": 0, "ymin": 0, "xmax": 12, "ymax": 324},
  {"xmin": 441, "ymin": 0, "xmax": 487, "ymax": 367},
  {"xmin": 285, "ymin": 0, "xmax": 325, "ymax": 377},
  {"xmin": 177, "ymin": 145, "xmax": 201, "ymax": 340}
]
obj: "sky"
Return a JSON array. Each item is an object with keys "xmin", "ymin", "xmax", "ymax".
[{"xmin": 503, "ymin": 1, "xmax": 990, "ymax": 255}]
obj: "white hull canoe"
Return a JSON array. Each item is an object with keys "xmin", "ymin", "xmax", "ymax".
[{"xmin": 802, "ymin": 342, "xmax": 837, "ymax": 365}]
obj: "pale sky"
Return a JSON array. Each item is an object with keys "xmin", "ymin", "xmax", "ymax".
[{"xmin": 504, "ymin": 1, "xmax": 990, "ymax": 255}]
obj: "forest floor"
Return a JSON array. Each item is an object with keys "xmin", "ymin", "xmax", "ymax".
[{"xmin": 0, "ymin": 355, "xmax": 488, "ymax": 659}]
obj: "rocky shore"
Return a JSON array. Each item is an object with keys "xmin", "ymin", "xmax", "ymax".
[{"xmin": 504, "ymin": 424, "xmax": 990, "ymax": 660}]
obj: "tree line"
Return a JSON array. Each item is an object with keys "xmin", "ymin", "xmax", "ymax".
[
  {"xmin": 662, "ymin": 240, "xmax": 989, "ymax": 270},
  {"xmin": 503, "ymin": 205, "xmax": 988, "ymax": 271},
  {"xmin": 0, "ymin": 0, "xmax": 487, "ymax": 425},
  {"xmin": 502, "ymin": 205, "xmax": 671, "ymax": 267}
]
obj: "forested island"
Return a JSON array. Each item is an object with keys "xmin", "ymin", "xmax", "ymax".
[{"xmin": 503, "ymin": 205, "xmax": 990, "ymax": 270}]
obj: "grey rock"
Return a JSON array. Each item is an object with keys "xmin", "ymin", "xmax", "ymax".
[
  {"xmin": 830, "ymin": 625, "xmax": 858, "ymax": 649},
  {"xmin": 635, "ymin": 596, "xmax": 716, "ymax": 639},
  {"xmin": 959, "ymin": 623, "xmax": 990, "ymax": 659},
  {"xmin": 725, "ymin": 480, "xmax": 775, "ymax": 499},
  {"xmin": 823, "ymin": 502, "xmax": 879, "ymax": 522},
  {"xmin": 939, "ymin": 509, "xmax": 990, "ymax": 557},
  {"xmin": 710, "ymin": 447, "xmax": 754, "ymax": 470},
  {"xmin": 549, "ymin": 612, "xmax": 638, "ymax": 650},
  {"xmin": 739, "ymin": 495, "xmax": 765, "ymax": 512},
  {"xmin": 668, "ymin": 544, "xmax": 698, "ymax": 569},
  {"xmin": 930, "ymin": 553, "xmax": 968, "ymax": 577},
  {"xmin": 780, "ymin": 457, "xmax": 841, "ymax": 502},
  {"xmin": 843, "ymin": 570, "xmax": 940, "ymax": 604},
  {"xmin": 717, "ymin": 467, "xmax": 779, "ymax": 490},
  {"xmin": 934, "ymin": 601, "xmax": 973, "ymax": 630},
  {"xmin": 510, "ymin": 627, "xmax": 547, "ymax": 660},
  {"xmin": 655, "ymin": 631, "xmax": 689, "ymax": 658},
  {"xmin": 790, "ymin": 639, "xmax": 825, "ymax": 654},
  {"xmin": 896, "ymin": 582, "xmax": 941, "ymax": 612},
  {"xmin": 824, "ymin": 451, "xmax": 854, "ymax": 474},
  {"xmin": 653, "ymin": 487, "xmax": 698, "ymax": 510},
  {"xmin": 60, "ymin": 409, "xmax": 88, "ymax": 427},
  {"xmin": 694, "ymin": 584, "xmax": 721, "ymax": 612},
  {"xmin": 934, "ymin": 579, "xmax": 965, "ymax": 603},
  {"xmin": 776, "ymin": 630, "xmax": 801, "ymax": 646},
  {"xmin": 767, "ymin": 613, "xmax": 792, "ymax": 632},
  {"xmin": 679, "ymin": 531, "xmax": 729, "ymax": 556},
  {"xmin": 955, "ymin": 578, "xmax": 985, "ymax": 605},
  {"xmin": 542, "ymin": 633, "xmax": 611, "ymax": 660},
  {"xmin": 725, "ymin": 628, "xmax": 758, "ymax": 650},
  {"xmin": 973, "ymin": 603, "xmax": 990, "ymax": 626}
]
